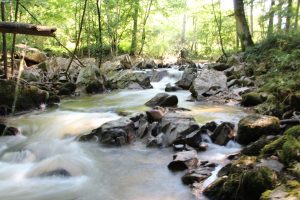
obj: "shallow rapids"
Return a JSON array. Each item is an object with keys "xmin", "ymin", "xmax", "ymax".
[{"xmin": 1, "ymin": 68, "xmax": 247, "ymax": 200}]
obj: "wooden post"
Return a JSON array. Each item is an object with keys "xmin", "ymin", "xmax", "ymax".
[{"xmin": 1, "ymin": 1, "xmax": 8, "ymax": 79}]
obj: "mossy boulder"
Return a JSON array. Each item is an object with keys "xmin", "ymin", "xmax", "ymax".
[
  {"xmin": 58, "ymin": 82, "xmax": 76, "ymax": 95},
  {"xmin": 0, "ymin": 80, "xmax": 49, "ymax": 114},
  {"xmin": 241, "ymin": 92, "xmax": 266, "ymax": 107},
  {"xmin": 261, "ymin": 181, "xmax": 300, "ymax": 200},
  {"xmin": 237, "ymin": 115, "xmax": 280, "ymax": 145},
  {"xmin": 204, "ymin": 166, "xmax": 276, "ymax": 200},
  {"xmin": 261, "ymin": 126, "xmax": 300, "ymax": 165}
]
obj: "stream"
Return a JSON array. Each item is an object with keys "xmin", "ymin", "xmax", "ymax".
[{"xmin": 0, "ymin": 68, "xmax": 247, "ymax": 200}]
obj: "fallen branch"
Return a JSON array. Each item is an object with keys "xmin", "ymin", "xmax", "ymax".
[{"xmin": 0, "ymin": 22, "xmax": 56, "ymax": 37}]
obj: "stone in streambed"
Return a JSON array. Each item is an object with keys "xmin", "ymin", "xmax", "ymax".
[
  {"xmin": 241, "ymin": 92, "xmax": 266, "ymax": 107},
  {"xmin": 237, "ymin": 115, "xmax": 280, "ymax": 145},
  {"xmin": 80, "ymin": 117, "xmax": 135, "ymax": 146},
  {"xmin": 175, "ymin": 67, "xmax": 197, "ymax": 90},
  {"xmin": 210, "ymin": 122, "xmax": 235, "ymax": 146},
  {"xmin": 168, "ymin": 150, "xmax": 199, "ymax": 171},
  {"xmin": 145, "ymin": 93, "xmax": 178, "ymax": 107}
]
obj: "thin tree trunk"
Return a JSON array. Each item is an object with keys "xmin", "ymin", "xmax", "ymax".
[
  {"xmin": 96, "ymin": 0, "xmax": 103, "ymax": 67},
  {"xmin": 233, "ymin": 0, "xmax": 254, "ymax": 51},
  {"xmin": 11, "ymin": 0, "xmax": 19, "ymax": 77},
  {"xmin": 295, "ymin": 0, "xmax": 300, "ymax": 29},
  {"xmin": 267, "ymin": 0, "xmax": 275, "ymax": 37},
  {"xmin": 181, "ymin": 14, "xmax": 187, "ymax": 46},
  {"xmin": 130, "ymin": 0, "xmax": 139, "ymax": 56},
  {"xmin": 66, "ymin": 0, "xmax": 88, "ymax": 75},
  {"xmin": 250, "ymin": 0, "xmax": 254, "ymax": 35},
  {"xmin": 286, "ymin": 0, "xmax": 293, "ymax": 31},
  {"xmin": 139, "ymin": 0, "xmax": 153, "ymax": 55},
  {"xmin": 1, "ymin": 1, "xmax": 8, "ymax": 79},
  {"xmin": 212, "ymin": 0, "xmax": 227, "ymax": 56},
  {"xmin": 277, "ymin": 0, "xmax": 283, "ymax": 31}
]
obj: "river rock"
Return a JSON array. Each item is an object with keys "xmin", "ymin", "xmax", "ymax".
[
  {"xmin": 21, "ymin": 69, "xmax": 41, "ymax": 82},
  {"xmin": 182, "ymin": 165, "xmax": 215, "ymax": 185},
  {"xmin": 204, "ymin": 157, "xmax": 277, "ymax": 200},
  {"xmin": 22, "ymin": 46, "xmax": 47, "ymax": 64},
  {"xmin": 145, "ymin": 93, "xmax": 178, "ymax": 107},
  {"xmin": 134, "ymin": 58, "xmax": 157, "ymax": 69},
  {"xmin": 108, "ymin": 70, "xmax": 151, "ymax": 90},
  {"xmin": 168, "ymin": 150, "xmax": 199, "ymax": 171},
  {"xmin": 150, "ymin": 70, "xmax": 168, "ymax": 82},
  {"xmin": 175, "ymin": 67, "xmax": 197, "ymax": 89},
  {"xmin": 190, "ymin": 69, "xmax": 227, "ymax": 99},
  {"xmin": 173, "ymin": 130, "xmax": 203, "ymax": 150},
  {"xmin": 237, "ymin": 115, "xmax": 280, "ymax": 145},
  {"xmin": 165, "ymin": 83, "xmax": 180, "ymax": 92},
  {"xmin": 160, "ymin": 112, "xmax": 199, "ymax": 145},
  {"xmin": 209, "ymin": 63, "xmax": 231, "ymax": 71},
  {"xmin": 241, "ymin": 92, "xmax": 266, "ymax": 107},
  {"xmin": 76, "ymin": 65, "xmax": 105, "ymax": 94},
  {"xmin": 0, "ymin": 124, "xmax": 20, "ymax": 136},
  {"xmin": 80, "ymin": 117, "xmax": 135, "ymax": 146},
  {"xmin": 241, "ymin": 135, "xmax": 279, "ymax": 156},
  {"xmin": 200, "ymin": 121, "xmax": 218, "ymax": 133},
  {"xmin": 0, "ymin": 80, "xmax": 49, "ymax": 114},
  {"xmin": 210, "ymin": 122, "xmax": 235, "ymax": 146},
  {"xmin": 146, "ymin": 106, "xmax": 167, "ymax": 121},
  {"xmin": 58, "ymin": 82, "xmax": 76, "ymax": 95}
]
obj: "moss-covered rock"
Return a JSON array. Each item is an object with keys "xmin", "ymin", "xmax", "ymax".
[
  {"xmin": 289, "ymin": 162, "xmax": 300, "ymax": 181},
  {"xmin": 241, "ymin": 92, "xmax": 266, "ymax": 107},
  {"xmin": 204, "ymin": 166, "xmax": 276, "ymax": 200},
  {"xmin": 261, "ymin": 181, "xmax": 300, "ymax": 200},
  {"xmin": 58, "ymin": 82, "xmax": 76, "ymax": 95},
  {"xmin": 261, "ymin": 127, "xmax": 300, "ymax": 166},
  {"xmin": 0, "ymin": 80, "xmax": 48, "ymax": 114},
  {"xmin": 237, "ymin": 115, "xmax": 280, "ymax": 145}
]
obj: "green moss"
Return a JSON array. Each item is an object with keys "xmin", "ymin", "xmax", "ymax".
[
  {"xmin": 241, "ymin": 92, "xmax": 265, "ymax": 107},
  {"xmin": 279, "ymin": 136, "xmax": 300, "ymax": 165},
  {"xmin": 286, "ymin": 180, "xmax": 300, "ymax": 199},
  {"xmin": 289, "ymin": 162, "xmax": 300, "ymax": 181},
  {"xmin": 284, "ymin": 125, "xmax": 300, "ymax": 139},
  {"xmin": 260, "ymin": 190, "xmax": 272, "ymax": 200}
]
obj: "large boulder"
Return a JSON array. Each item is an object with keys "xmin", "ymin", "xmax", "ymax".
[
  {"xmin": 160, "ymin": 112, "xmax": 199, "ymax": 145},
  {"xmin": 80, "ymin": 117, "xmax": 136, "ymax": 146},
  {"xmin": 237, "ymin": 115, "xmax": 280, "ymax": 145},
  {"xmin": 204, "ymin": 156, "xmax": 278, "ymax": 200},
  {"xmin": 108, "ymin": 70, "xmax": 152, "ymax": 90},
  {"xmin": 21, "ymin": 46, "xmax": 47, "ymax": 64},
  {"xmin": 21, "ymin": 69, "xmax": 42, "ymax": 82},
  {"xmin": 190, "ymin": 69, "xmax": 228, "ymax": 99},
  {"xmin": 58, "ymin": 82, "xmax": 76, "ymax": 95},
  {"xmin": 0, "ymin": 80, "xmax": 49, "ymax": 114},
  {"xmin": 175, "ymin": 67, "xmax": 197, "ymax": 89},
  {"xmin": 76, "ymin": 65, "xmax": 105, "ymax": 94},
  {"xmin": 145, "ymin": 93, "xmax": 178, "ymax": 107},
  {"xmin": 150, "ymin": 70, "xmax": 168, "ymax": 82},
  {"xmin": 241, "ymin": 92, "xmax": 266, "ymax": 107},
  {"xmin": 134, "ymin": 58, "xmax": 157, "ymax": 69}
]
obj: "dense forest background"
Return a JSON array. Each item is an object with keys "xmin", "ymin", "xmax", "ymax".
[{"xmin": 1, "ymin": 0, "xmax": 299, "ymax": 60}]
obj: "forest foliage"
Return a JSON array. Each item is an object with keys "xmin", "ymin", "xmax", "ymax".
[{"xmin": 0, "ymin": 0, "xmax": 299, "ymax": 59}]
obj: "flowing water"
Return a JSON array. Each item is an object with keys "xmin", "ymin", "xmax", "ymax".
[{"xmin": 1, "ymin": 68, "xmax": 247, "ymax": 200}]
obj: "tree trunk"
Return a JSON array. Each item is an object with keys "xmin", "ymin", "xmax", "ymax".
[
  {"xmin": 139, "ymin": 0, "xmax": 153, "ymax": 55},
  {"xmin": 295, "ymin": 0, "xmax": 300, "ymax": 29},
  {"xmin": 130, "ymin": 0, "xmax": 139, "ymax": 56},
  {"xmin": 277, "ymin": 0, "xmax": 283, "ymax": 31},
  {"xmin": 11, "ymin": 0, "xmax": 19, "ymax": 77},
  {"xmin": 96, "ymin": 0, "xmax": 103, "ymax": 67},
  {"xmin": 212, "ymin": 0, "xmax": 227, "ymax": 56},
  {"xmin": 181, "ymin": 14, "xmax": 187, "ymax": 46},
  {"xmin": 1, "ymin": 1, "xmax": 7, "ymax": 79},
  {"xmin": 233, "ymin": 0, "xmax": 254, "ymax": 51},
  {"xmin": 267, "ymin": 0, "xmax": 275, "ymax": 37},
  {"xmin": 286, "ymin": 0, "xmax": 293, "ymax": 31},
  {"xmin": 250, "ymin": 0, "xmax": 254, "ymax": 34},
  {"xmin": 66, "ymin": 0, "xmax": 88, "ymax": 75}
]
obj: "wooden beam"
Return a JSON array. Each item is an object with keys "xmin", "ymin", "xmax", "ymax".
[{"xmin": 0, "ymin": 22, "xmax": 56, "ymax": 37}]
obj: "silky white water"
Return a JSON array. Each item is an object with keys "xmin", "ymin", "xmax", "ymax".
[{"xmin": 1, "ymin": 68, "xmax": 246, "ymax": 200}]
